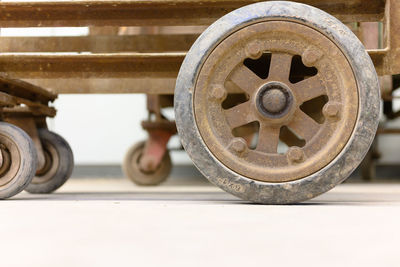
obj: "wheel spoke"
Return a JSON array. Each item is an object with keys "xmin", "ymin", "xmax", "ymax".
[
  {"xmin": 287, "ymin": 110, "xmax": 321, "ymax": 142},
  {"xmin": 268, "ymin": 53, "xmax": 292, "ymax": 82},
  {"xmin": 256, "ymin": 123, "xmax": 280, "ymax": 153},
  {"xmin": 224, "ymin": 101, "xmax": 256, "ymax": 129},
  {"xmin": 292, "ymin": 75, "xmax": 326, "ymax": 103},
  {"xmin": 230, "ymin": 65, "xmax": 263, "ymax": 95}
]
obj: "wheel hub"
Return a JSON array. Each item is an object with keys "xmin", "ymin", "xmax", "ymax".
[
  {"xmin": 256, "ymin": 82, "xmax": 293, "ymax": 118},
  {"xmin": 262, "ymin": 90, "xmax": 286, "ymax": 113}
]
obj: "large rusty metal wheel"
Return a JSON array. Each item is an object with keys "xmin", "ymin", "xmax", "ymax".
[
  {"xmin": 0, "ymin": 122, "xmax": 37, "ymax": 199},
  {"xmin": 175, "ymin": 1, "xmax": 380, "ymax": 204}
]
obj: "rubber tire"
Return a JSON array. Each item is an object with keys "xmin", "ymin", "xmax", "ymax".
[
  {"xmin": 25, "ymin": 129, "xmax": 74, "ymax": 194},
  {"xmin": 0, "ymin": 122, "xmax": 37, "ymax": 199},
  {"xmin": 123, "ymin": 141, "xmax": 172, "ymax": 186},
  {"xmin": 360, "ymin": 138, "xmax": 379, "ymax": 181},
  {"xmin": 360, "ymin": 149, "xmax": 376, "ymax": 181},
  {"xmin": 174, "ymin": 1, "xmax": 380, "ymax": 204}
]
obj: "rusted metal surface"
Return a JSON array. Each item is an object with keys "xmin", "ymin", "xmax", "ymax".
[
  {"xmin": 378, "ymin": 128, "xmax": 400, "ymax": 134},
  {"xmin": 2, "ymin": 105, "xmax": 56, "ymax": 118},
  {"xmin": 123, "ymin": 94, "xmax": 174, "ymax": 184},
  {"xmin": 0, "ymin": 92, "xmax": 16, "ymax": 107},
  {"xmin": 145, "ymin": 94, "xmax": 174, "ymax": 116},
  {"xmin": 0, "ymin": 0, "xmax": 385, "ymax": 27},
  {"xmin": 0, "ymin": 34, "xmax": 198, "ymax": 53},
  {"xmin": 138, "ymin": 94, "xmax": 175, "ymax": 172},
  {"xmin": 0, "ymin": 0, "xmax": 395, "ymax": 94},
  {"xmin": 0, "ymin": 53, "xmax": 184, "ymax": 79},
  {"xmin": 384, "ymin": 0, "xmax": 400, "ymax": 75},
  {"xmin": 0, "ymin": 75, "xmax": 57, "ymax": 117},
  {"xmin": 24, "ymin": 78, "xmax": 177, "ymax": 94},
  {"xmin": 359, "ymin": 22, "xmax": 380, "ymax": 50},
  {"xmin": 194, "ymin": 20, "xmax": 359, "ymax": 183},
  {"xmin": 368, "ymin": 0, "xmax": 400, "ymax": 75},
  {"xmin": 139, "ymin": 129, "xmax": 174, "ymax": 172},
  {"xmin": 0, "ymin": 74, "xmax": 56, "ymax": 104},
  {"xmin": 0, "ymin": 76, "xmax": 58, "ymax": 171}
]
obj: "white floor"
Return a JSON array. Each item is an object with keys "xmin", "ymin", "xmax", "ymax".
[{"xmin": 1, "ymin": 178, "xmax": 400, "ymax": 267}]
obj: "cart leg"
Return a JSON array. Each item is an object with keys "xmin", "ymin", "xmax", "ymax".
[
  {"xmin": 140, "ymin": 94, "xmax": 176, "ymax": 172},
  {"xmin": 139, "ymin": 129, "xmax": 174, "ymax": 173},
  {"xmin": 123, "ymin": 94, "xmax": 176, "ymax": 186}
]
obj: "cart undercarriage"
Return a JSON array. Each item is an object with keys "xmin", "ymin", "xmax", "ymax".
[{"xmin": 0, "ymin": 0, "xmax": 398, "ymax": 203}]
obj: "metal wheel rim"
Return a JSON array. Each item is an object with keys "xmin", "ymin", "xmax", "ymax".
[{"xmin": 194, "ymin": 20, "xmax": 359, "ymax": 183}]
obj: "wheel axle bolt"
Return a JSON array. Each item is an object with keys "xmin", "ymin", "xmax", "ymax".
[
  {"xmin": 287, "ymin": 147, "xmax": 304, "ymax": 163},
  {"xmin": 230, "ymin": 138, "xmax": 247, "ymax": 155},
  {"xmin": 262, "ymin": 89, "xmax": 287, "ymax": 113},
  {"xmin": 302, "ymin": 47, "xmax": 323, "ymax": 67},
  {"xmin": 210, "ymin": 86, "xmax": 227, "ymax": 101},
  {"xmin": 323, "ymin": 102, "xmax": 340, "ymax": 118},
  {"xmin": 246, "ymin": 41, "xmax": 262, "ymax": 58}
]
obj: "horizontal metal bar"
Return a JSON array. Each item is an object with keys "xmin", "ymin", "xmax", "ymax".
[
  {"xmin": 0, "ymin": 53, "xmax": 185, "ymax": 78},
  {"xmin": 0, "ymin": 34, "xmax": 199, "ymax": 53},
  {"xmin": 378, "ymin": 128, "xmax": 400, "ymax": 135},
  {"xmin": 0, "ymin": 0, "xmax": 385, "ymax": 27},
  {"xmin": 0, "ymin": 50, "xmax": 384, "ymax": 79},
  {"xmin": 2, "ymin": 106, "xmax": 56, "ymax": 117},
  {"xmin": 7, "ymin": 49, "xmax": 388, "ymax": 93},
  {"xmin": 10, "ymin": 97, "xmax": 57, "ymax": 117},
  {"xmin": 24, "ymin": 78, "xmax": 177, "ymax": 94},
  {"xmin": 24, "ymin": 77, "xmax": 249, "ymax": 94}
]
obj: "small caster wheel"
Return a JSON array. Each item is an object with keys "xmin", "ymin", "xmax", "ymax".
[
  {"xmin": 123, "ymin": 141, "xmax": 172, "ymax": 186},
  {"xmin": 0, "ymin": 122, "xmax": 37, "ymax": 199},
  {"xmin": 174, "ymin": 1, "xmax": 380, "ymax": 204},
  {"xmin": 25, "ymin": 129, "xmax": 74, "ymax": 194}
]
